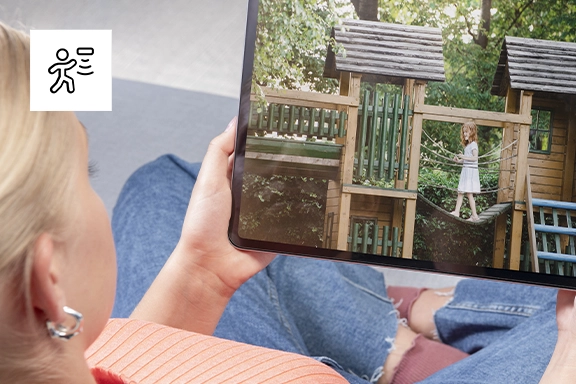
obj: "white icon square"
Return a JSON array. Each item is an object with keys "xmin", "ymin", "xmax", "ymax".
[{"xmin": 30, "ymin": 30, "xmax": 112, "ymax": 111}]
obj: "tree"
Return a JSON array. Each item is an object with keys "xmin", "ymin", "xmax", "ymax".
[
  {"xmin": 253, "ymin": 0, "xmax": 354, "ymax": 94},
  {"xmin": 350, "ymin": 0, "xmax": 378, "ymax": 21}
]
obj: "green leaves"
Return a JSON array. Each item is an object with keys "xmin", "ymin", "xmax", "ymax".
[
  {"xmin": 239, "ymin": 173, "xmax": 328, "ymax": 247},
  {"xmin": 253, "ymin": 0, "xmax": 354, "ymax": 93}
]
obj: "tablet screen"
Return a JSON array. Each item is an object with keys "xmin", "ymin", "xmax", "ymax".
[{"xmin": 229, "ymin": 0, "xmax": 576, "ymax": 289}]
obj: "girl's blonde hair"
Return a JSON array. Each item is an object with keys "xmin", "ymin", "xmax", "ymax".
[
  {"xmin": 460, "ymin": 121, "xmax": 478, "ymax": 146},
  {"xmin": 0, "ymin": 23, "xmax": 79, "ymax": 382}
]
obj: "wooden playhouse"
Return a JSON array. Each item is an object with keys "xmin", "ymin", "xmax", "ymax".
[
  {"xmin": 491, "ymin": 36, "xmax": 576, "ymax": 273},
  {"xmin": 244, "ymin": 20, "xmax": 576, "ymax": 275}
]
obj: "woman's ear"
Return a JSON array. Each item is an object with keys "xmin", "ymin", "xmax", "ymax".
[{"xmin": 30, "ymin": 233, "xmax": 67, "ymax": 324}]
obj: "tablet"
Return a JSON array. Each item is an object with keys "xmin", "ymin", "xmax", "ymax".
[{"xmin": 229, "ymin": 0, "xmax": 576, "ymax": 289}]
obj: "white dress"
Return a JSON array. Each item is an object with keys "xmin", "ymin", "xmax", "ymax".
[{"xmin": 457, "ymin": 141, "xmax": 480, "ymax": 193}]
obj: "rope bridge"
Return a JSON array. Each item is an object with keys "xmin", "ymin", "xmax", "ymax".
[
  {"xmin": 417, "ymin": 193, "xmax": 511, "ymax": 225},
  {"xmin": 418, "ymin": 129, "xmax": 517, "ymax": 195}
]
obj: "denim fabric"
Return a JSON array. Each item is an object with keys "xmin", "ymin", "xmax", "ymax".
[
  {"xmin": 111, "ymin": 154, "xmax": 393, "ymax": 382},
  {"xmin": 419, "ymin": 280, "xmax": 557, "ymax": 383},
  {"xmin": 112, "ymin": 154, "xmax": 559, "ymax": 384}
]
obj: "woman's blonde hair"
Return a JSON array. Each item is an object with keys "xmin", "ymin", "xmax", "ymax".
[
  {"xmin": 0, "ymin": 23, "xmax": 79, "ymax": 382},
  {"xmin": 460, "ymin": 121, "xmax": 478, "ymax": 146}
]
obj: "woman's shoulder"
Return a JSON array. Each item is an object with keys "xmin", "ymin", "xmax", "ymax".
[{"xmin": 87, "ymin": 318, "xmax": 348, "ymax": 384}]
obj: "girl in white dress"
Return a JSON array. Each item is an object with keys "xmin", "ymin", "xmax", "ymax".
[{"xmin": 450, "ymin": 121, "xmax": 480, "ymax": 221}]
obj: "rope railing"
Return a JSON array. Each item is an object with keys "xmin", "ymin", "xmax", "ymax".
[
  {"xmin": 421, "ymin": 129, "xmax": 518, "ymax": 159},
  {"xmin": 418, "ymin": 182, "xmax": 514, "ymax": 195},
  {"xmin": 420, "ymin": 144, "xmax": 517, "ymax": 167}
]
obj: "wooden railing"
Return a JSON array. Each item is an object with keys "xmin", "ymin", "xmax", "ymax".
[
  {"xmin": 348, "ymin": 221, "xmax": 403, "ymax": 257},
  {"xmin": 248, "ymin": 102, "xmax": 347, "ymax": 140},
  {"xmin": 355, "ymin": 90, "xmax": 412, "ymax": 182},
  {"xmin": 249, "ymin": 89, "xmax": 412, "ymax": 184}
]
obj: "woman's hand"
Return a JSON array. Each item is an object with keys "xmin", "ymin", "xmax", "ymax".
[
  {"xmin": 176, "ymin": 117, "xmax": 275, "ymax": 295},
  {"xmin": 131, "ymin": 119, "xmax": 275, "ymax": 334},
  {"xmin": 540, "ymin": 290, "xmax": 576, "ymax": 383}
]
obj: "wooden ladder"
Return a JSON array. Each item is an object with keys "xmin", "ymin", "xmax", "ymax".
[{"xmin": 526, "ymin": 166, "xmax": 576, "ymax": 275}]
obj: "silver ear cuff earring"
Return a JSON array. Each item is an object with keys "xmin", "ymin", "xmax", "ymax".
[{"xmin": 46, "ymin": 306, "xmax": 84, "ymax": 341}]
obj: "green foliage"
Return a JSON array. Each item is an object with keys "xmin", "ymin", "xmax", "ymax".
[
  {"xmin": 239, "ymin": 173, "xmax": 328, "ymax": 247},
  {"xmin": 377, "ymin": 0, "xmax": 576, "ymax": 155},
  {"xmin": 253, "ymin": 0, "xmax": 354, "ymax": 93},
  {"xmin": 414, "ymin": 166, "xmax": 500, "ymax": 265}
]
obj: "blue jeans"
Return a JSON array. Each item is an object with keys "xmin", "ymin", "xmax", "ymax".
[{"xmin": 112, "ymin": 154, "xmax": 558, "ymax": 383}]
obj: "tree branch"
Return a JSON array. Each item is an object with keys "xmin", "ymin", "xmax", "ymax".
[{"xmin": 494, "ymin": 0, "xmax": 535, "ymax": 48}]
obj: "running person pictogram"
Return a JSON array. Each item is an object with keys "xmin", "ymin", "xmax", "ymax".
[{"xmin": 48, "ymin": 48, "xmax": 77, "ymax": 94}]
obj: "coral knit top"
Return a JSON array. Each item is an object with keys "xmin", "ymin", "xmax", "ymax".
[{"xmin": 87, "ymin": 319, "xmax": 347, "ymax": 384}]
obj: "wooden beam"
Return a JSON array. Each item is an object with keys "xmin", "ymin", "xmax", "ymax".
[
  {"xmin": 253, "ymin": 87, "xmax": 359, "ymax": 110},
  {"xmin": 509, "ymin": 91, "xmax": 534, "ymax": 270},
  {"xmin": 492, "ymin": 214, "xmax": 507, "ymax": 268},
  {"xmin": 391, "ymin": 78, "xmax": 416, "ymax": 230},
  {"xmin": 402, "ymin": 81, "xmax": 427, "ymax": 259},
  {"xmin": 336, "ymin": 72, "xmax": 362, "ymax": 251},
  {"xmin": 342, "ymin": 184, "xmax": 417, "ymax": 199},
  {"xmin": 245, "ymin": 152, "xmax": 340, "ymax": 167},
  {"xmin": 415, "ymin": 104, "xmax": 533, "ymax": 127},
  {"xmin": 525, "ymin": 166, "xmax": 540, "ymax": 273}
]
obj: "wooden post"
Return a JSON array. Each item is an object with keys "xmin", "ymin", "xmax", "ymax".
[
  {"xmin": 401, "ymin": 81, "xmax": 426, "ymax": 259},
  {"xmin": 493, "ymin": 88, "xmax": 518, "ymax": 268},
  {"xmin": 391, "ymin": 80, "xmax": 415, "ymax": 244},
  {"xmin": 509, "ymin": 90, "xmax": 533, "ymax": 270},
  {"xmin": 336, "ymin": 72, "xmax": 362, "ymax": 251},
  {"xmin": 562, "ymin": 95, "xmax": 576, "ymax": 202},
  {"xmin": 525, "ymin": 165, "xmax": 540, "ymax": 273}
]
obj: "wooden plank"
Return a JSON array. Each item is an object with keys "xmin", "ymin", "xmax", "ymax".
[
  {"xmin": 509, "ymin": 91, "xmax": 534, "ymax": 270},
  {"xmin": 528, "ymin": 152, "xmax": 566, "ymax": 163},
  {"xmin": 338, "ymin": 21, "xmax": 443, "ymax": 42},
  {"xmin": 342, "ymin": 19, "xmax": 441, "ymax": 34},
  {"xmin": 498, "ymin": 88, "xmax": 517, "ymax": 203},
  {"xmin": 340, "ymin": 47, "xmax": 445, "ymax": 67},
  {"xmin": 528, "ymin": 166, "xmax": 564, "ymax": 179},
  {"xmin": 415, "ymin": 104, "xmax": 533, "ymax": 126},
  {"xmin": 246, "ymin": 137, "xmax": 342, "ymax": 159},
  {"xmin": 245, "ymin": 152, "xmax": 340, "ymax": 167},
  {"xmin": 402, "ymin": 81, "xmax": 427, "ymax": 259},
  {"xmin": 336, "ymin": 62, "xmax": 445, "ymax": 82},
  {"xmin": 506, "ymin": 36, "xmax": 576, "ymax": 55},
  {"xmin": 508, "ymin": 60, "xmax": 576, "ymax": 76},
  {"xmin": 342, "ymin": 184, "xmax": 417, "ymax": 199},
  {"xmin": 338, "ymin": 40, "xmax": 443, "ymax": 60},
  {"xmin": 528, "ymin": 157, "xmax": 565, "ymax": 170},
  {"xmin": 407, "ymin": 82, "xmax": 426, "ymax": 190},
  {"xmin": 336, "ymin": 73, "xmax": 362, "ymax": 251},
  {"xmin": 530, "ymin": 175, "xmax": 564, "ymax": 187},
  {"xmin": 253, "ymin": 87, "xmax": 359, "ymax": 109},
  {"xmin": 402, "ymin": 200, "xmax": 416, "ymax": 259},
  {"xmin": 493, "ymin": 214, "xmax": 508, "ymax": 268},
  {"xmin": 530, "ymin": 184, "xmax": 562, "ymax": 196}
]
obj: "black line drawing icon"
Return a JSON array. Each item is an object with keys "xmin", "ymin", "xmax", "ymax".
[
  {"xmin": 48, "ymin": 48, "xmax": 77, "ymax": 94},
  {"xmin": 76, "ymin": 47, "xmax": 94, "ymax": 75}
]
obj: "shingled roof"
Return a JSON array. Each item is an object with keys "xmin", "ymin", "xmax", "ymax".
[
  {"xmin": 491, "ymin": 36, "xmax": 576, "ymax": 97},
  {"xmin": 324, "ymin": 19, "xmax": 445, "ymax": 83}
]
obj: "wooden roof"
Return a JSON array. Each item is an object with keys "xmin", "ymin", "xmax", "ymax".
[
  {"xmin": 324, "ymin": 19, "xmax": 445, "ymax": 83},
  {"xmin": 491, "ymin": 36, "xmax": 576, "ymax": 97}
]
